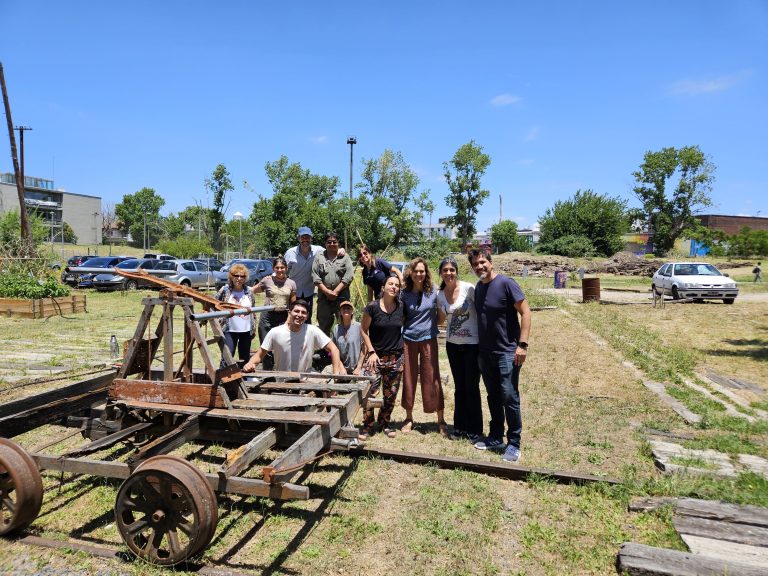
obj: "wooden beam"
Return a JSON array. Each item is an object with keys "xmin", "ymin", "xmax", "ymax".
[
  {"xmin": 64, "ymin": 421, "xmax": 159, "ymax": 457},
  {"xmin": 219, "ymin": 427, "xmax": 277, "ymax": 478},
  {"xmin": 672, "ymin": 514, "xmax": 768, "ymax": 548},
  {"xmin": 127, "ymin": 415, "xmax": 201, "ymax": 468},
  {"xmin": 32, "ymin": 454, "xmax": 308, "ymax": 500},
  {"xmin": 253, "ymin": 381, "xmax": 369, "ymax": 393},
  {"xmin": 110, "ymin": 378, "xmax": 228, "ymax": 408},
  {"xmin": 266, "ymin": 424, "xmax": 331, "ymax": 484},
  {"xmin": 0, "ymin": 371, "xmax": 113, "ymax": 418},
  {"xmin": 231, "ymin": 395, "xmax": 355, "ymax": 410},
  {"xmin": 617, "ymin": 541, "xmax": 765, "ymax": 576}
]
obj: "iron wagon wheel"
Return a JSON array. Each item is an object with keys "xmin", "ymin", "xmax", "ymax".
[
  {"xmin": 0, "ymin": 438, "xmax": 44, "ymax": 536},
  {"xmin": 114, "ymin": 455, "xmax": 218, "ymax": 566}
]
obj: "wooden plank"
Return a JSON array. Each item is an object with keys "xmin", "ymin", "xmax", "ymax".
[
  {"xmin": 349, "ymin": 446, "xmax": 621, "ymax": 486},
  {"xmin": 675, "ymin": 497, "xmax": 768, "ymax": 527},
  {"xmin": 0, "ymin": 389, "xmax": 109, "ymax": 438},
  {"xmin": 0, "ymin": 372, "xmax": 114, "ymax": 418},
  {"xmin": 267, "ymin": 424, "xmax": 331, "ymax": 484},
  {"xmin": 253, "ymin": 380, "xmax": 369, "ymax": 393},
  {"xmin": 163, "ymin": 302, "xmax": 174, "ymax": 381},
  {"xmin": 127, "ymin": 415, "xmax": 201, "ymax": 468},
  {"xmin": 681, "ymin": 534, "xmax": 768, "ymax": 569},
  {"xmin": 219, "ymin": 427, "xmax": 277, "ymax": 478},
  {"xmin": 32, "ymin": 454, "xmax": 308, "ymax": 500},
  {"xmin": 110, "ymin": 378, "xmax": 227, "ymax": 408},
  {"xmin": 628, "ymin": 497, "xmax": 679, "ymax": 513},
  {"xmin": 672, "ymin": 514, "xmax": 768, "ymax": 547},
  {"xmin": 116, "ymin": 400, "xmax": 336, "ymax": 426},
  {"xmin": 642, "ymin": 381, "xmax": 702, "ymax": 424},
  {"xmin": 617, "ymin": 541, "xmax": 766, "ymax": 576},
  {"xmin": 245, "ymin": 370, "xmax": 375, "ymax": 382},
  {"xmin": 118, "ymin": 302, "xmax": 156, "ymax": 378},
  {"xmin": 232, "ymin": 395, "xmax": 354, "ymax": 410},
  {"xmin": 64, "ymin": 421, "xmax": 159, "ymax": 456}
]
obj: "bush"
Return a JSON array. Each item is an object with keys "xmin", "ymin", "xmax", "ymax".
[
  {"xmin": 0, "ymin": 273, "xmax": 70, "ymax": 299},
  {"xmin": 401, "ymin": 237, "xmax": 461, "ymax": 262},
  {"xmin": 538, "ymin": 234, "xmax": 596, "ymax": 258},
  {"xmin": 155, "ymin": 237, "xmax": 213, "ymax": 259}
]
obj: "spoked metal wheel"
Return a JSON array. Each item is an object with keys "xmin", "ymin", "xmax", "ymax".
[
  {"xmin": 0, "ymin": 438, "xmax": 44, "ymax": 535},
  {"xmin": 115, "ymin": 455, "xmax": 218, "ymax": 566}
]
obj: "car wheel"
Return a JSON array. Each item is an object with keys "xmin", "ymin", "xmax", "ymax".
[
  {"xmin": 126, "ymin": 280, "xmax": 138, "ymax": 291},
  {"xmin": 181, "ymin": 279, "xmax": 191, "ymax": 287},
  {"xmin": 723, "ymin": 298, "xmax": 735, "ymax": 304},
  {"xmin": 671, "ymin": 286, "xmax": 680, "ymax": 300},
  {"xmin": 652, "ymin": 284, "xmax": 662, "ymax": 297}
]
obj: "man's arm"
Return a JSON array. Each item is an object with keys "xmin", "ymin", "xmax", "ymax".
[
  {"xmin": 513, "ymin": 299, "xmax": 531, "ymax": 366},
  {"xmin": 323, "ymin": 340, "xmax": 346, "ymax": 375},
  {"xmin": 242, "ymin": 347, "xmax": 268, "ymax": 372}
]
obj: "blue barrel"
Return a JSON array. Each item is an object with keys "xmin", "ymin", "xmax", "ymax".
[{"xmin": 554, "ymin": 270, "xmax": 567, "ymax": 289}]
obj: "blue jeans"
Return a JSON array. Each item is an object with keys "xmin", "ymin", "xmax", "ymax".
[{"xmin": 479, "ymin": 351, "xmax": 522, "ymax": 447}]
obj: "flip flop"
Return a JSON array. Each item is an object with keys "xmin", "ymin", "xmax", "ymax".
[{"xmin": 401, "ymin": 419, "xmax": 413, "ymax": 434}]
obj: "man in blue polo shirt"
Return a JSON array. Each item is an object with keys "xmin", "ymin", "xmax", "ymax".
[{"xmin": 468, "ymin": 248, "xmax": 532, "ymax": 462}]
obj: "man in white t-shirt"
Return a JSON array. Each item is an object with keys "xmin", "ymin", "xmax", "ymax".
[{"xmin": 242, "ymin": 299, "xmax": 345, "ymax": 374}]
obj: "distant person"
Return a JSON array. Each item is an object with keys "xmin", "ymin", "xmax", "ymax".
[
  {"xmin": 469, "ymin": 248, "xmax": 531, "ymax": 463},
  {"xmin": 242, "ymin": 299, "xmax": 345, "ymax": 374},
  {"xmin": 357, "ymin": 244, "xmax": 404, "ymax": 301},
  {"xmin": 437, "ymin": 257, "xmax": 483, "ymax": 442},
  {"xmin": 214, "ymin": 264, "xmax": 256, "ymax": 366},
  {"xmin": 359, "ymin": 274, "xmax": 405, "ymax": 439},
  {"xmin": 754, "ymin": 262, "xmax": 763, "ymax": 283},
  {"xmin": 401, "ymin": 257, "xmax": 446, "ymax": 437},
  {"xmin": 312, "ymin": 232, "xmax": 354, "ymax": 336},
  {"xmin": 252, "ymin": 255, "xmax": 296, "ymax": 370},
  {"xmin": 285, "ymin": 227, "xmax": 345, "ymax": 324},
  {"xmin": 332, "ymin": 300, "xmax": 364, "ymax": 374}
]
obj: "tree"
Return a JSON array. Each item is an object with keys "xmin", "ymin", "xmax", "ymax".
[
  {"xmin": 490, "ymin": 220, "xmax": 529, "ymax": 253},
  {"xmin": 101, "ymin": 203, "xmax": 117, "ymax": 243},
  {"xmin": 444, "ymin": 140, "xmax": 491, "ymax": 247},
  {"xmin": 115, "ymin": 187, "xmax": 165, "ymax": 248},
  {"xmin": 538, "ymin": 189, "xmax": 629, "ymax": 257},
  {"xmin": 205, "ymin": 164, "xmax": 233, "ymax": 250},
  {"xmin": 251, "ymin": 156, "xmax": 339, "ymax": 255},
  {"xmin": 356, "ymin": 149, "xmax": 424, "ymax": 250},
  {"xmin": 632, "ymin": 145, "xmax": 715, "ymax": 256}
]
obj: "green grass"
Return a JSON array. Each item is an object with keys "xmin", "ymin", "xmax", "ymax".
[{"xmin": 683, "ymin": 433, "xmax": 763, "ymax": 457}]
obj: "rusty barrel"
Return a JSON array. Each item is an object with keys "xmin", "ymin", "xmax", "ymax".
[{"xmin": 582, "ymin": 277, "xmax": 601, "ymax": 302}]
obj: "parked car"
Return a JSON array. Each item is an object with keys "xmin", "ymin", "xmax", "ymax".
[
  {"xmin": 152, "ymin": 259, "xmax": 215, "ymax": 288},
  {"xmin": 92, "ymin": 258, "xmax": 164, "ymax": 291},
  {"xmin": 143, "ymin": 253, "xmax": 177, "ymax": 260},
  {"xmin": 214, "ymin": 259, "xmax": 273, "ymax": 289},
  {"xmin": 62, "ymin": 256, "xmax": 137, "ymax": 287},
  {"xmin": 652, "ymin": 262, "xmax": 739, "ymax": 304},
  {"xmin": 195, "ymin": 256, "xmax": 224, "ymax": 271}
]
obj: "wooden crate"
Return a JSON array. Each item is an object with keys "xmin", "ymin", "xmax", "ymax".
[{"xmin": 0, "ymin": 294, "xmax": 87, "ymax": 319}]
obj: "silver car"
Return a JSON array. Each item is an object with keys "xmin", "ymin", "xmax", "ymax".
[
  {"xmin": 652, "ymin": 262, "xmax": 738, "ymax": 304},
  {"xmin": 153, "ymin": 259, "xmax": 215, "ymax": 289}
]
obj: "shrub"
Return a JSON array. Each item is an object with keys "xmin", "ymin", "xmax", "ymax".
[
  {"xmin": 538, "ymin": 234, "xmax": 596, "ymax": 258},
  {"xmin": 0, "ymin": 273, "xmax": 70, "ymax": 299}
]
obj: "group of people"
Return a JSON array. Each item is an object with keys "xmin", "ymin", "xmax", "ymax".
[{"xmin": 215, "ymin": 226, "xmax": 531, "ymax": 462}]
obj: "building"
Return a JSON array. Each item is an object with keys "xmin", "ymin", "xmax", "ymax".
[
  {"xmin": 418, "ymin": 217, "xmax": 457, "ymax": 240},
  {"xmin": 696, "ymin": 214, "xmax": 768, "ymax": 235},
  {"xmin": 0, "ymin": 173, "xmax": 102, "ymax": 244},
  {"xmin": 517, "ymin": 227, "xmax": 541, "ymax": 247}
]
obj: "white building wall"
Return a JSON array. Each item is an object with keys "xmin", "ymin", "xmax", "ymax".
[{"xmin": 62, "ymin": 193, "xmax": 102, "ymax": 244}]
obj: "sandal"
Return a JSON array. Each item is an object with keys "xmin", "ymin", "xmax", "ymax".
[
  {"xmin": 383, "ymin": 428, "xmax": 397, "ymax": 438},
  {"xmin": 401, "ymin": 419, "xmax": 413, "ymax": 434},
  {"xmin": 438, "ymin": 421, "xmax": 449, "ymax": 438},
  {"xmin": 358, "ymin": 427, "xmax": 373, "ymax": 441}
]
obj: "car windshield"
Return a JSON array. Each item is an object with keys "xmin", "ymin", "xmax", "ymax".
[
  {"xmin": 674, "ymin": 264, "xmax": 722, "ymax": 276},
  {"xmin": 80, "ymin": 257, "xmax": 114, "ymax": 267}
]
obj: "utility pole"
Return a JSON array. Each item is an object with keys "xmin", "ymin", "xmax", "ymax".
[
  {"xmin": 345, "ymin": 136, "xmax": 356, "ymax": 250},
  {"xmin": 499, "ymin": 194, "xmax": 502, "ymax": 224},
  {"xmin": 1, "ymin": 62, "xmax": 33, "ymax": 248}
]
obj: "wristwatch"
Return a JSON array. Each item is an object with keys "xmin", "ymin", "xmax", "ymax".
[{"xmin": 517, "ymin": 341, "xmax": 528, "ymax": 350}]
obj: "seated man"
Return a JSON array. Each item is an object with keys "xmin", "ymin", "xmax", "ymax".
[{"xmin": 242, "ymin": 299, "xmax": 345, "ymax": 375}]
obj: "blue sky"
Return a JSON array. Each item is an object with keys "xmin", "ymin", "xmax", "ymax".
[{"xmin": 2, "ymin": 1, "xmax": 766, "ymax": 234}]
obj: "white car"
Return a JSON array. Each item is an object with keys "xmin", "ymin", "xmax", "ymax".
[{"xmin": 652, "ymin": 262, "xmax": 738, "ymax": 304}]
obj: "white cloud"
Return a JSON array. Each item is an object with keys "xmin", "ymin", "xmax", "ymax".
[
  {"xmin": 524, "ymin": 127, "xmax": 539, "ymax": 141},
  {"xmin": 311, "ymin": 136, "xmax": 328, "ymax": 144},
  {"xmin": 490, "ymin": 93, "xmax": 522, "ymax": 106},
  {"xmin": 666, "ymin": 71, "xmax": 751, "ymax": 96}
]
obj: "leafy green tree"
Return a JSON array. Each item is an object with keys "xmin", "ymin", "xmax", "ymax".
[
  {"xmin": 538, "ymin": 189, "xmax": 628, "ymax": 257},
  {"xmin": 727, "ymin": 227, "xmax": 768, "ymax": 257},
  {"xmin": 490, "ymin": 220, "xmax": 529, "ymax": 253},
  {"xmin": 155, "ymin": 237, "xmax": 214, "ymax": 259},
  {"xmin": 632, "ymin": 146, "xmax": 715, "ymax": 256},
  {"xmin": 356, "ymin": 149, "xmax": 424, "ymax": 250},
  {"xmin": 251, "ymin": 156, "xmax": 339, "ymax": 255},
  {"xmin": 62, "ymin": 222, "xmax": 77, "ymax": 244},
  {"xmin": 538, "ymin": 234, "xmax": 596, "ymax": 258},
  {"xmin": 444, "ymin": 140, "xmax": 491, "ymax": 247},
  {"xmin": 205, "ymin": 164, "xmax": 234, "ymax": 250},
  {"xmin": 115, "ymin": 187, "xmax": 166, "ymax": 248},
  {"xmin": 0, "ymin": 210, "xmax": 48, "ymax": 247}
]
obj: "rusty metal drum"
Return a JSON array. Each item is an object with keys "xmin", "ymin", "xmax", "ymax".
[{"xmin": 582, "ymin": 277, "xmax": 601, "ymax": 302}]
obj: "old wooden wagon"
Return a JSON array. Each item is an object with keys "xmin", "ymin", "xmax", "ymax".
[{"xmin": 0, "ymin": 273, "xmax": 374, "ymax": 566}]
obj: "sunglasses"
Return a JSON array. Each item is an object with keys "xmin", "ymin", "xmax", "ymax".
[{"xmin": 233, "ymin": 274, "xmax": 246, "ymax": 279}]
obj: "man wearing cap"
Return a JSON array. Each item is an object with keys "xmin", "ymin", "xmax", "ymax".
[
  {"xmin": 242, "ymin": 299, "xmax": 345, "ymax": 375},
  {"xmin": 332, "ymin": 300, "xmax": 364, "ymax": 374},
  {"xmin": 313, "ymin": 231, "xmax": 355, "ymax": 336},
  {"xmin": 285, "ymin": 226, "xmax": 344, "ymax": 324}
]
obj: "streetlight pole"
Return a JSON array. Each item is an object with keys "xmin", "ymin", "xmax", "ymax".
[
  {"xmin": 233, "ymin": 211, "xmax": 244, "ymax": 256},
  {"xmin": 346, "ymin": 136, "xmax": 356, "ymax": 250}
]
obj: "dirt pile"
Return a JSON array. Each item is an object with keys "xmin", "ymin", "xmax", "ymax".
[{"xmin": 491, "ymin": 251, "xmax": 664, "ymax": 277}]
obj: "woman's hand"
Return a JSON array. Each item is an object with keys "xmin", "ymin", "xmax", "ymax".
[{"xmin": 364, "ymin": 352, "xmax": 379, "ymax": 371}]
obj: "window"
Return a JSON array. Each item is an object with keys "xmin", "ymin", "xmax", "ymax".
[{"xmin": 182, "ymin": 262, "xmax": 196, "ymax": 272}]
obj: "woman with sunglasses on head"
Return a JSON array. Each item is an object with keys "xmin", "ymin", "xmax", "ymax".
[
  {"xmin": 357, "ymin": 244, "xmax": 403, "ymax": 302},
  {"xmin": 436, "ymin": 257, "xmax": 482, "ymax": 442},
  {"xmin": 215, "ymin": 263, "xmax": 256, "ymax": 367},
  {"xmin": 253, "ymin": 255, "xmax": 297, "ymax": 370},
  {"xmin": 401, "ymin": 257, "xmax": 447, "ymax": 437},
  {"xmin": 359, "ymin": 273, "xmax": 405, "ymax": 440}
]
